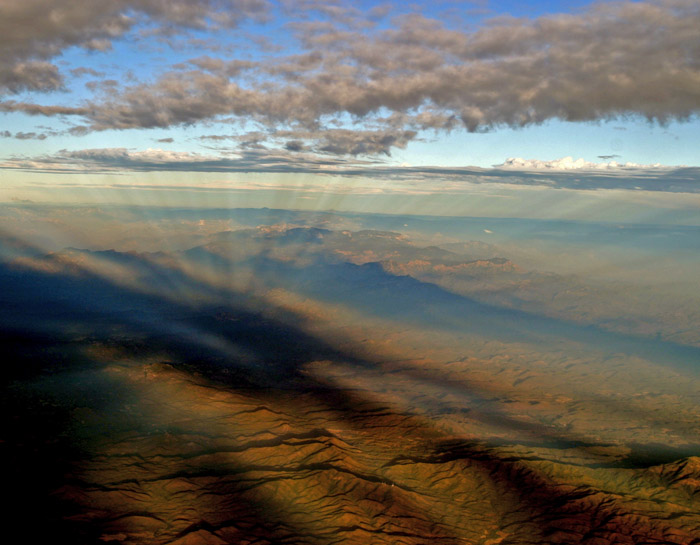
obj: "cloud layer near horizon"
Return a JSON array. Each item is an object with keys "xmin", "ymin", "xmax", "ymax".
[
  {"xmin": 3, "ymin": 147, "xmax": 699, "ymax": 194},
  {"xmin": 0, "ymin": 0, "xmax": 699, "ymax": 159}
]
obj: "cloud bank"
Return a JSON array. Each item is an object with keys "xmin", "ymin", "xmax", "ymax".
[
  {"xmin": 0, "ymin": 0, "xmax": 698, "ymax": 156},
  {"xmin": 3, "ymin": 147, "xmax": 699, "ymax": 194}
]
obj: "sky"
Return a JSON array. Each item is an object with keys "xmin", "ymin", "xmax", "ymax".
[{"xmin": 0, "ymin": 0, "xmax": 699, "ymax": 223}]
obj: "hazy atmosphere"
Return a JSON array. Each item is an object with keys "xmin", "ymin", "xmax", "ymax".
[{"xmin": 2, "ymin": 1, "xmax": 700, "ymax": 544}]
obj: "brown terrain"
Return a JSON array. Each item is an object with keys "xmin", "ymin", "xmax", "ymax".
[{"xmin": 3, "ymin": 226, "xmax": 700, "ymax": 544}]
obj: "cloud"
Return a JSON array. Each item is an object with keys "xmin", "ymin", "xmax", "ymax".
[
  {"xmin": 284, "ymin": 140, "xmax": 305, "ymax": 152},
  {"xmin": 276, "ymin": 128, "xmax": 418, "ymax": 156},
  {"xmin": 13, "ymin": 131, "xmax": 48, "ymax": 140},
  {"xmin": 69, "ymin": 67, "xmax": 106, "ymax": 78},
  {"xmin": 0, "ymin": 0, "xmax": 270, "ymax": 94},
  {"xmin": 279, "ymin": 0, "xmax": 369, "ymax": 28},
  {"xmin": 1, "ymin": 0, "xmax": 699, "ymax": 158},
  {"xmin": 55, "ymin": 147, "xmax": 216, "ymax": 168},
  {"xmin": 314, "ymin": 129, "xmax": 417, "ymax": 156},
  {"xmin": 2, "ymin": 146, "xmax": 699, "ymax": 194},
  {"xmin": 202, "ymin": 128, "xmax": 418, "ymax": 156},
  {"xmin": 0, "ymin": 128, "xmax": 50, "ymax": 139},
  {"xmin": 495, "ymin": 156, "xmax": 668, "ymax": 171},
  {"xmin": 0, "ymin": 100, "xmax": 88, "ymax": 116},
  {"xmin": 0, "ymin": 146, "xmax": 381, "ymax": 174},
  {"xmin": 0, "ymin": 61, "xmax": 63, "ymax": 93},
  {"xmin": 185, "ymin": 56, "xmax": 257, "ymax": 77}
]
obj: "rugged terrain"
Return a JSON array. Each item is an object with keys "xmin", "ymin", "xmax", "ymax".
[{"xmin": 3, "ymin": 225, "xmax": 700, "ymax": 544}]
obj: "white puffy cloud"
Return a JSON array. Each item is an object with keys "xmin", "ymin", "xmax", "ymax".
[{"xmin": 495, "ymin": 157, "xmax": 669, "ymax": 171}]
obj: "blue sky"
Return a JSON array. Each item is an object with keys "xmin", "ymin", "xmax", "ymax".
[{"xmin": 0, "ymin": 0, "xmax": 699, "ymax": 221}]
